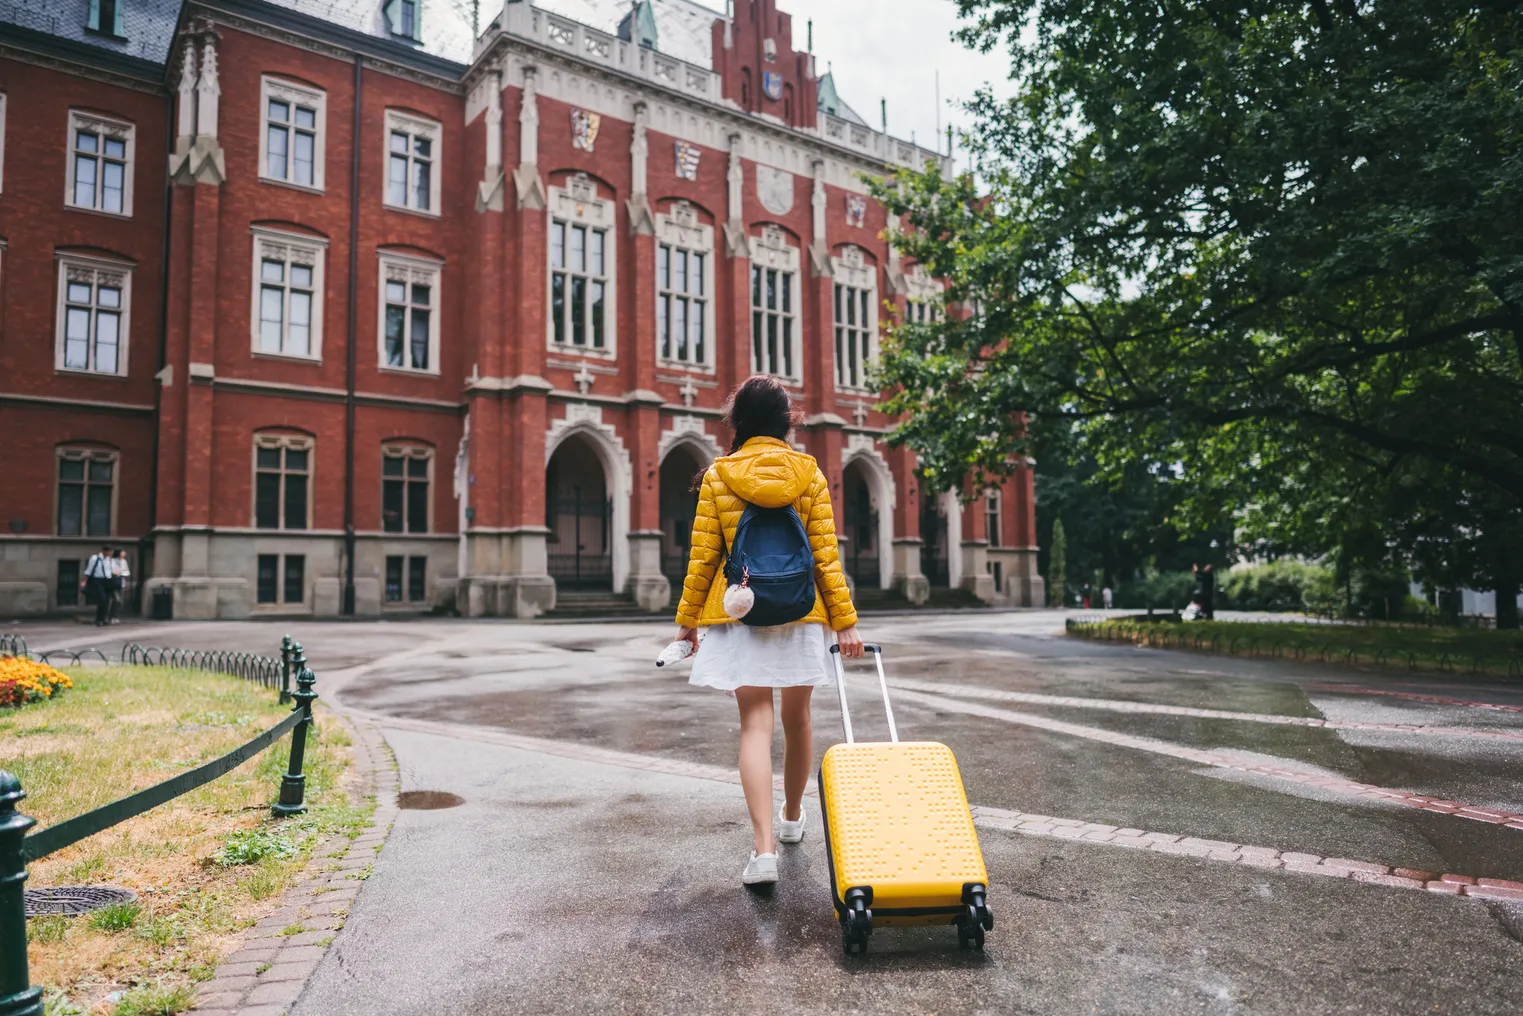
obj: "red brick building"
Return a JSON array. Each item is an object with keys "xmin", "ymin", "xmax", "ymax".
[{"xmin": 0, "ymin": 0, "xmax": 1041, "ymax": 618}]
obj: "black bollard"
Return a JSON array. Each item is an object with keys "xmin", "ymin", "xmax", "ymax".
[
  {"xmin": 273, "ymin": 667, "xmax": 318, "ymax": 817},
  {"xmin": 0, "ymin": 772, "xmax": 42, "ymax": 1016}
]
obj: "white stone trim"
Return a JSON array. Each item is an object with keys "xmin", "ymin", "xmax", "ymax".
[
  {"xmin": 832, "ymin": 245, "xmax": 879, "ymax": 392},
  {"xmin": 843, "ymin": 432, "xmax": 896, "ymax": 590},
  {"xmin": 943, "ymin": 490, "xmax": 964, "ymax": 589},
  {"xmin": 545, "ymin": 402, "xmax": 632, "ymax": 594},
  {"xmin": 546, "ymin": 176, "xmax": 618, "ymax": 358},
  {"xmin": 654, "ymin": 201, "xmax": 716, "ymax": 374},
  {"xmin": 64, "ymin": 109, "xmax": 136, "ymax": 218},
  {"xmin": 259, "ymin": 76, "xmax": 327, "ymax": 193},
  {"xmin": 54, "ymin": 254, "xmax": 132, "ymax": 377},
  {"xmin": 382, "ymin": 108, "xmax": 442, "ymax": 216},
  {"xmin": 375, "ymin": 249, "xmax": 443, "ymax": 375},
  {"xmin": 250, "ymin": 226, "xmax": 327, "ymax": 362},
  {"xmin": 657, "ymin": 415, "xmax": 723, "ymax": 466}
]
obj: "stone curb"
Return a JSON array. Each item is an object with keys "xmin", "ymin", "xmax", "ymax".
[{"xmin": 189, "ymin": 713, "xmax": 399, "ymax": 1016}]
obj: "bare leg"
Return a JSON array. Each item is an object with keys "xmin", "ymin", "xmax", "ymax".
[
  {"xmin": 734, "ymin": 686, "xmax": 776, "ymax": 855},
  {"xmin": 779, "ymin": 686, "xmax": 813, "ymax": 822}
]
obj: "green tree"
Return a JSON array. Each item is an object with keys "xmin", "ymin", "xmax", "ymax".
[
  {"xmin": 870, "ymin": 0, "xmax": 1523, "ymax": 624},
  {"xmin": 1047, "ymin": 517, "xmax": 1067, "ymax": 606}
]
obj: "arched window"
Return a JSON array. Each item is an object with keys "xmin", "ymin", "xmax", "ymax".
[
  {"xmin": 56, "ymin": 445, "xmax": 118, "ymax": 536},
  {"xmin": 253, "ymin": 432, "xmax": 312, "ymax": 529}
]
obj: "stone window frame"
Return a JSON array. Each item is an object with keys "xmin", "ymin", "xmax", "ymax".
[
  {"xmin": 375, "ymin": 250, "xmax": 442, "ymax": 375},
  {"xmin": 905, "ymin": 264, "xmax": 943, "ymax": 324},
  {"xmin": 55, "ymin": 444, "xmax": 119, "ymax": 537},
  {"xmin": 382, "ymin": 109, "xmax": 441, "ymax": 217},
  {"xmin": 252, "ymin": 431, "xmax": 315, "ymax": 531},
  {"xmin": 259, "ymin": 76, "xmax": 326, "ymax": 194},
  {"xmin": 654, "ymin": 201, "xmax": 716, "ymax": 374},
  {"xmin": 831, "ymin": 244, "xmax": 878, "ymax": 392},
  {"xmin": 384, "ymin": 554, "xmax": 430, "ymax": 604},
  {"xmin": 986, "ymin": 488, "xmax": 1002, "ymax": 548},
  {"xmin": 255, "ymin": 553, "xmax": 308, "ymax": 607},
  {"xmin": 381, "ymin": 442, "xmax": 433, "ymax": 534},
  {"xmin": 250, "ymin": 226, "xmax": 327, "ymax": 362},
  {"xmin": 55, "ymin": 254, "xmax": 132, "ymax": 377},
  {"xmin": 748, "ymin": 224, "xmax": 803, "ymax": 385},
  {"xmin": 546, "ymin": 174, "xmax": 618, "ymax": 360},
  {"xmin": 64, "ymin": 109, "xmax": 135, "ymax": 218}
]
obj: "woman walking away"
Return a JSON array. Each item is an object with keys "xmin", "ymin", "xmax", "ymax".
[{"xmin": 673, "ymin": 375, "xmax": 864, "ymax": 888}]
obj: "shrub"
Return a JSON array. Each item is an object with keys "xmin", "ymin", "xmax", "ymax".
[
  {"xmin": 213, "ymin": 829, "xmax": 298, "ymax": 867},
  {"xmin": 1115, "ymin": 570, "xmax": 1196, "ymax": 611},
  {"xmin": 1221, "ymin": 560, "xmax": 1335, "ymax": 613}
]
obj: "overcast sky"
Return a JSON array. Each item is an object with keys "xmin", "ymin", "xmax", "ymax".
[{"xmin": 786, "ymin": 0, "xmax": 1016, "ymax": 168}]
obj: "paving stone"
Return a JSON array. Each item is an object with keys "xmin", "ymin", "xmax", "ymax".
[
  {"xmin": 260, "ymin": 958, "xmax": 322, "ymax": 982},
  {"xmin": 277, "ymin": 945, "xmax": 329, "ymax": 963},
  {"xmin": 1466, "ymin": 885, "xmax": 1523, "ymax": 902}
]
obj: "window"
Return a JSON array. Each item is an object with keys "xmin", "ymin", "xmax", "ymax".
[
  {"xmin": 656, "ymin": 203, "xmax": 714, "ymax": 369},
  {"xmin": 254, "ymin": 434, "xmax": 312, "ymax": 530},
  {"xmin": 547, "ymin": 176, "xmax": 616, "ymax": 355},
  {"xmin": 86, "ymin": 0, "xmax": 126, "ymax": 36},
  {"xmin": 260, "ymin": 78, "xmax": 325, "ymax": 191},
  {"xmin": 257, "ymin": 554, "xmax": 305, "ymax": 605},
  {"xmin": 832, "ymin": 246, "xmax": 878, "ymax": 391},
  {"xmin": 65, "ymin": 111, "xmax": 134, "ymax": 216},
  {"xmin": 251, "ymin": 228, "xmax": 326, "ymax": 359},
  {"xmin": 905, "ymin": 266, "xmax": 942, "ymax": 325},
  {"xmin": 748, "ymin": 227, "xmax": 801, "ymax": 381},
  {"xmin": 57, "ymin": 448, "xmax": 117, "ymax": 536},
  {"xmin": 834, "ymin": 283, "xmax": 871, "ymax": 389},
  {"xmin": 56, "ymin": 259, "xmax": 131, "ymax": 375},
  {"xmin": 377, "ymin": 253, "xmax": 441, "ymax": 372},
  {"xmin": 384, "ymin": 0, "xmax": 423, "ymax": 42},
  {"xmin": 986, "ymin": 490, "xmax": 1002, "ymax": 548},
  {"xmin": 910, "ymin": 299, "xmax": 940, "ymax": 324},
  {"xmin": 382, "ymin": 446, "xmax": 431, "ymax": 533},
  {"xmin": 383, "ymin": 111, "xmax": 440, "ymax": 214},
  {"xmin": 386, "ymin": 555, "xmax": 428, "ymax": 603},
  {"xmin": 57, "ymin": 560, "xmax": 81, "ymax": 607}
]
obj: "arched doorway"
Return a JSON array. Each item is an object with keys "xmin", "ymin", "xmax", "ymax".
[
  {"xmin": 842, "ymin": 459, "xmax": 880, "ymax": 589},
  {"xmin": 546, "ymin": 434, "xmax": 612, "ymax": 590},
  {"xmin": 920, "ymin": 482, "xmax": 950, "ymax": 588},
  {"xmin": 659, "ymin": 446, "xmax": 703, "ymax": 586}
]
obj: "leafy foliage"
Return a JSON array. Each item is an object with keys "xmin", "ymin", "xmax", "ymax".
[
  {"xmin": 870, "ymin": 0, "xmax": 1523, "ymax": 619},
  {"xmin": 212, "ymin": 829, "xmax": 298, "ymax": 867}
]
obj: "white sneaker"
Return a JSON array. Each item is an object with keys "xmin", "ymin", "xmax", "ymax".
[
  {"xmin": 777, "ymin": 804, "xmax": 806, "ymax": 844},
  {"xmin": 742, "ymin": 851, "xmax": 779, "ymax": 885}
]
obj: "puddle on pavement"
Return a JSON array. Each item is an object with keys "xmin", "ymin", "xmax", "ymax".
[{"xmin": 398, "ymin": 790, "xmax": 465, "ymax": 810}]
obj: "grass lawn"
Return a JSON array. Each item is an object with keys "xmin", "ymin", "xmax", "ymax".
[
  {"xmin": 1, "ymin": 665, "xmax": 368, "ymax": 1016},
  {"xmin": 1071, "ymin": 618, "xmax": 1523, "ymax": 678}
]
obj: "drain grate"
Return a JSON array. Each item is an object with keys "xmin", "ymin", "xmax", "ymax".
[
  {"xmin": 397, "ymin": 790, "xmax": 465, "ymax": 811},
  {"xmin": 25, "ymin": 886, "xmax": 138, "ymax": 917}
]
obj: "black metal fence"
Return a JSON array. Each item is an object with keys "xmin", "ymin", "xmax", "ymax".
[{"xmin": 0, "ymin": 635, "xmax": 319, "ymax": 1014}]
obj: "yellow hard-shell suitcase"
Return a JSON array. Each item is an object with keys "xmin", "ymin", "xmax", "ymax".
[{"xmin": 819, "ymin": 644, "xmax": 994, "ymax": 955}]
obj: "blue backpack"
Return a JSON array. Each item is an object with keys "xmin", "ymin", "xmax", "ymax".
[{"xmin": 723, "ymin": 501, "xmax": 817, "ymax": 626}]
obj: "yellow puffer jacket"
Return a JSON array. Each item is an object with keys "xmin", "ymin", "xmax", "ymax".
[{"xmin": 674, "ymin": 437, "xmax": 858, "ymax": 631}]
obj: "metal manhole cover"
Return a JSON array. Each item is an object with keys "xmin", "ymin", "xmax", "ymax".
[
  {"xmin": 25, "ymin": 886, "xmax": 138, "ymax": 917},
  {"xmin": 397, "ymin": 790, "xmax": 465, "ymax": 810}
]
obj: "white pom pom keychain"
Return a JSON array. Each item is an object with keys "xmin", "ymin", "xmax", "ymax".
[{"xmin": 723, "ymin": 565, "xmax": 755, "ymax": 620}]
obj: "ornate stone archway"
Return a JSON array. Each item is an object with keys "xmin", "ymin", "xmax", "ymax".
[{"xmin": 545, "ymin": 403, "xmax": 632, "ymax": 595}]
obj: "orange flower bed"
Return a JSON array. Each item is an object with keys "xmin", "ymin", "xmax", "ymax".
[{"xmin": 0, "ymin": 657, "xmax": 74, "ymax": 706}]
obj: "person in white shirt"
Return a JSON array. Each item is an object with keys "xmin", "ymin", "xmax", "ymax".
[
  {"xmin": 109, "ymin": 549, "xmax": 131, "ymax": 624},
  {"xmin": 1102, "ymin": 586, "xmax": 1113, "ymax": 610},
  {"xmin": 81, "ymin": 545, "xmax": 114, "ymax": 626}
]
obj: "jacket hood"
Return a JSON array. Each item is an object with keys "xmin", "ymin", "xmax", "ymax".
[{"xmin": 714, "ymin": 437, "xmax": 817, "ymax": 508}]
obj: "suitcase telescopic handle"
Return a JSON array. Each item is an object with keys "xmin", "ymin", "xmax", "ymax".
[{"xmin": 829, "ymin": 643, "xmax": 898, "ymax": 744}]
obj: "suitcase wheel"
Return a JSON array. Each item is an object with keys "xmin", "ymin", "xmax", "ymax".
[
  {"xmin": 957, "ymin": 915, "xmax": 985, "ymax": 951},
  {"xmin": 840, "ymin": 888, "xmax": 873, "ymax": 956}
]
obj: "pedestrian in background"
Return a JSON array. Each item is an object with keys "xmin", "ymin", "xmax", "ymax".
[
  {"xmin": 1200, "ymin": 563, "xmax": 1216, "ymax": 620},
  {"xmin": 1102, "ymin": 585, "xmax": 1113, "ymax": 610},
  {"xmin": 109, "ymin": 549, "xmax": 131, "ymax": 624},
  {"xmin": 81, "ymin": 545, "xmax": 114, "ymax": 626},
  {"xmin": 673, "ymin": 375, "xmax": 864, "ymax": 889}
]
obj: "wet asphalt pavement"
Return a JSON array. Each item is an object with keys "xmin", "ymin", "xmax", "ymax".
[{"xmin": 13, "ymin": 612, "xmax": 1523, "ymax": 1014}]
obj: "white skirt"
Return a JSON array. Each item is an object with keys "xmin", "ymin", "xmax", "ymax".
[{"xmin": 688, "ymin": 622, "xmax": 835, "ymax": 691}]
